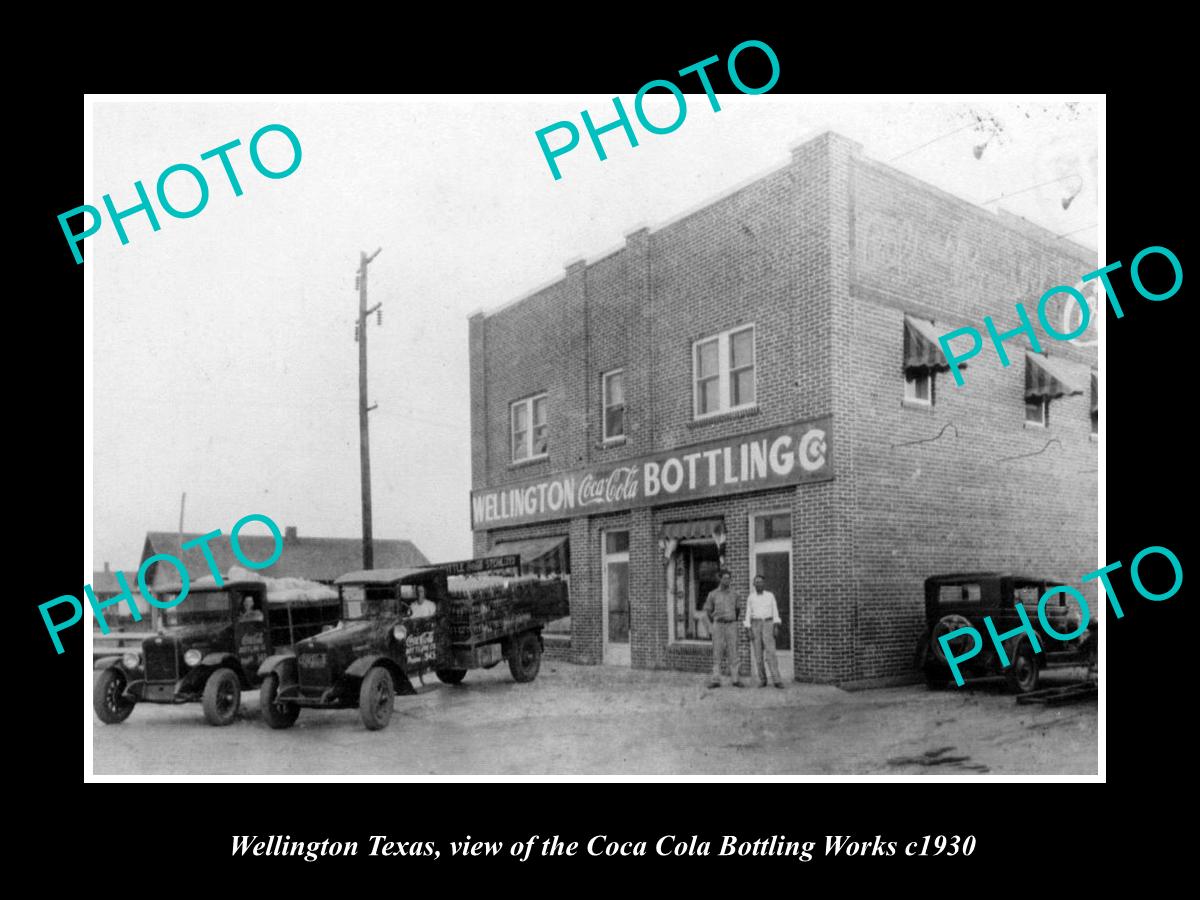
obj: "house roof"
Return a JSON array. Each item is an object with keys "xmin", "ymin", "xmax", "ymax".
[
  {"xmin": 91, "ymin": 569, "xmax": 139, "ymax": 595},
  {"xmin": 141, "ymin": 531, "xmax": 428, "ymax": 584}
]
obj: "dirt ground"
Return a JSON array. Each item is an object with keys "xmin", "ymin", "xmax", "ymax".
[{"xmin": 91, "ymin": 662, "xmax": 1097, "ymax": 777}]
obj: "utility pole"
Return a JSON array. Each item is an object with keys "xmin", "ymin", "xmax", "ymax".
[{"xmin": 356, "ymin": 248, "xmax": 383, "ymax": 569}]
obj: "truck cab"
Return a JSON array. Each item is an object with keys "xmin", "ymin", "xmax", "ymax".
[
  {"xmin": 93, "ymin": 579, "xmax": 340, "ymax": 726},
  {"xmin": 259, "ymin": 558, "xmax": 563, "ymax": 731}
]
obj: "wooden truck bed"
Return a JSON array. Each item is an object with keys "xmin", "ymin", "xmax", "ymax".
[{"xmin": 445, "ymin": 576, "xmax": 569, "ymax": 646}]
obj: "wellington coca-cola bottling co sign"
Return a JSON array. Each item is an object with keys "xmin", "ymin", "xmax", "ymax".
[{"xmin": 470, "ymin": 415, "xmax": 833, "ymax": 531}]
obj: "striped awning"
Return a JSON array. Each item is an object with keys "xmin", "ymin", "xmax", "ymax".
[
  {"xmin": 903, "ymin": 315, "xmax": 952, "ymax": 373},
  {"xmin": 491, "ymin": 536, "xmax": 570, "ymax": 576},
  {"xmin": 662, "ymin": 518, "xmax": 725, "ymax": 541},
  {"xmin": 1091, "ymin": 370, "xmax": 1099, "ymax": 413},
  {"xmin": 1026, "ymin": 352, "xmax": 1088, "ymax": 400}
]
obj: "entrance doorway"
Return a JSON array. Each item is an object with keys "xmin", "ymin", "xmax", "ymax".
[
  {"xmin": 601, "ymin": 530, "xmax": 630, "ymax": 665},
  {"xmin": 750, "ymin": 512, "xmax": 792, "ymax": 652}
]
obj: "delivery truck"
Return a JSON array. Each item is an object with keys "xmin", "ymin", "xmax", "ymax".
[{"xmin": 257, "ymin": 555, "xmax": 569, "ymax": 730}]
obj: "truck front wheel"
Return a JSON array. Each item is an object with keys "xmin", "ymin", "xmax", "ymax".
[
  {"xmin": 359, "ymin": 667, "xmax": 395, "ymax": 731},
  {"xmin": 508, "ymin": 632, "xmax": 542, "ymax": 683},
  {"xmin": 260, "ymin": 673, "xmax": 300, "ymax": 729},
  {"xmin": 202, "ymin": 667, "xmax": 242, "ymax": 726},
  {"xmin": 93, "ymin": 668, "xmax": 135, "ymax": 724}
]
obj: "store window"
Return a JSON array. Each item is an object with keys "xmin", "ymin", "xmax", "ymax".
[
  {"xmin": 693, "ymin": 325, "xmax": 755, "ymax": 418},
  {"xmin": 602, "ymin": 369, "xmax": 625, "ymax": 441},
  {"xmin": 511, "ymin": 393, "xmax": 548, "ymax": 462},
  {"xmin": 671, "ymin": 542, "xmax": 722, "ymax": 641}
]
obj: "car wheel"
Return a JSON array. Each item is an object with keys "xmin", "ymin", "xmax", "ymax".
[
  {"xmin": 359, "ymin": 667, "xmax": 395, "ymax": 731},
  {"xmin": 259, "ymin": 673, "xmax": 300, "ymax": 729},
  {"xmin": 436, "ymin": 669, "xmax": 467, "ymax": 685},
  {"xmin": 1006, "ymin": 641, "xmax": 1041, "ymax": 694},
  {"xmin": 930, "ymin": 615, "xmax": 974, "ymax": 663},
  {"xmin": 93, "ymin": 668, "xmax": 135, "ymax": 724},
  {"xmin": 202, "ymin": 667, "xmax": 242, "ymax": 726},
  {"xmin": 508, "ymin": 632, "xmax": 542, "ymax": 683}
]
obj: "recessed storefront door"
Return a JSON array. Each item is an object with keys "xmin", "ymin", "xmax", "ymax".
[
  {"xmin": 751, "ymin": 513, "xmax": 792, "ymax": 651},
  {"xmin": 602, "ymin": 530, "xmax": 631, "ymax": 665}
]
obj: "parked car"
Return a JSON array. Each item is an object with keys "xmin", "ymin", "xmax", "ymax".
[
  {"xmin": 917, "ymin": 573, "xmax": 1097, "ymax": 693},
  {"xmin": 92, "ymin": 577, "xmax": 341, "ymax": 726}
]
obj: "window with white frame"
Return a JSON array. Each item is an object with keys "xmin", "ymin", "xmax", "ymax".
[
  {"xmin": 511, "ymin": 394, "xmax": 548, "ymax": 462},
  {"xmin": 904, "ymin": 370, "xmax": 935, "ymax": 406},
  {"xmin": 1090, "ymin": 372, "xmax": 1098, "ymax": 435},
  {"xmin": 693, "ymin": 325, "xmax": 755, "ymax": 418},
  {"xmin": 1025, "ymin": 397, "xmax": 1049, "ymax": 427},
  {"xmin": 602, "ymin": 369, "xmax": 625, "ymax": 441}
]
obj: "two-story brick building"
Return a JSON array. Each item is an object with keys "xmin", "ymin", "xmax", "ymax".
[{"xmin": 467, "ymin": 131, "xmax": 1098, "ymax": 686}]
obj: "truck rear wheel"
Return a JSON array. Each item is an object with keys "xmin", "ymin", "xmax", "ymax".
[
  {"xmin": 359, "ymin": 667, "xmax": 395, "ymax": 731},
  {"xmin": 202, "ymin": 667, "xmax": 242, "ymax": 726},
  {"xmin": 508, "ymin": 632, "xmax": 542, "ymax": 683},
  {"xmin": 260, "ymin": 673, "xmax": 300, "ymax": 729},
  {"xmin": 436, "ymin": 669, "xmax": 467, "ymax": 685},
  {"xmin": 93, "ymin": 668, "xmax": 135, "ymax": 724}
]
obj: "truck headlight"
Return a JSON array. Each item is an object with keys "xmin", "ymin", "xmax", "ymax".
[
  {"xmin": 184, "ymin": 649, "xmax": 203, "ymax": 667},
  {"xmin": 392, "ymin": 625, "xmax": 407, "ymax": 641},
  {"xmin": 122, "ymin": 652, "xmax": 140, "ymax": 669}
]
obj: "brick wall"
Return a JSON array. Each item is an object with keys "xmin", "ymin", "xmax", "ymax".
[
  {"xmin": 842, "ymin": 155, "xmax": 1099, "ymax": 682},
  {"xmin": 467, "ymin": 130, "xmax": 1099, "ymax": 684}
]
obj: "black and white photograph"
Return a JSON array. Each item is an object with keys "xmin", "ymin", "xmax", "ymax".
[{"xmin": 83, "ymin": 93, "xmax": 1102, "ymax": 779}]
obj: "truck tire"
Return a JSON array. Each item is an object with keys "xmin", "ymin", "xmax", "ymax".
[
  {"xmin": 508, "ymin": 632, "xmax": 542, "ymax": 683},
  {"xmin": 436, "ymin": 669, "xmax": 467, "ymax": 685},
  {"xmin": 202, "ymin": 667, "xmax": 242, "ymax": 726},
  {"xmin": 93, "ymin": 668, "xmax": 135, "ymax": 724},
  {"xmin": 1005, "ymin": 641, "xmax": 1040, "ymax": 694},
  {"xmin": 260, "ymin": 673, "xmax": 300, "ymax": 730},
  {"xmin": 359, "ymin": 667, "xmax": 395, "ymax": 731}
]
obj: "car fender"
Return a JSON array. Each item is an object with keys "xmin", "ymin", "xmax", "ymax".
[
  {"xmin": 201, "ymin": 652, "xmax": 240, "ymax": 671},
  {"xmin": 258, "ymin": 654, "xmax": 298, "ymax": 684},
  {"xmin": 346, "ymin": 656, "xmax": 414, "ymax": 695},
  {"xmin": 94, "ymin": 656, "xmax": 127, "ymax": 673}
]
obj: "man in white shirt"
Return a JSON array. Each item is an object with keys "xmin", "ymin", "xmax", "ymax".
[{"xmin": 743, "ymin": 575, "xmax": 785, "ymax": 688}]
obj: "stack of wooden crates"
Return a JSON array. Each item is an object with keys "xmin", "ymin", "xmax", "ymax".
[{"xmin": 445, "ymin": 575, "xmax": 569, "ymax": 644}]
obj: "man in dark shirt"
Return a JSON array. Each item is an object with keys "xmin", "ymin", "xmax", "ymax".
[{"xmin": 703, "ymin": 568, "xmax": 743, "ymax": 688}]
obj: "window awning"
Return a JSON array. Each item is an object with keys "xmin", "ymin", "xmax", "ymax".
[
  {"xmin": 903, "ymin": 315, "xmax": 952, "ymax": 373},
  {"xmin": 1091, "ymin": 370, "xmax": 1099, "ymax": 414},
  {"xmin": 1025, "ymin": 352, "xmax": 1088, "ymax": 400},
  {"xmin": 662, "ymin": 518, "xmax": 725, "ymax": 541},
  {"xmin": 490, "ymin": 536, "xmax": 570, "ymax": 575}
]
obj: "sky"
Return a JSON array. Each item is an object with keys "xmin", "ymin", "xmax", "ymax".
[{"xmin": 89, "ymin": 96, "xmax": 1099, "ymax": 572}]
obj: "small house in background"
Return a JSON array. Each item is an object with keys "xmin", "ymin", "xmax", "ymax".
[
  {"xmin": 91, "ymin": 562, "xmax": 143, "ymax": 627},
  {"xmin": 133, "ymin": 526, "xmax": 428, "ymax": 617}
]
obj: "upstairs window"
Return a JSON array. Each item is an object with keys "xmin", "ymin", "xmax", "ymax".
[
  {"xmin": 694, "ymin": 325, "xmax": 755, "ymax": 418},
  {"xmin": 1025, "ymin": 397, "xmax": 1050, "ymax": 427},
  {"xmin": 1090, "ymin": 371, "xmax": 1098, "ymax": 435},
  {"xmin": 902, "ymin": 315, "xmax": 950, "ymax": 408},
  {"xmin": 602, "ymin": 369, "xmax": 625, "ymax": 441},
  {"xmin": 511, "ymin": 394, "xmax": 548, "ymax": 462},
  {"xmin": 904, "ymin": 370, "xmax": 934, "ymax": 406}
]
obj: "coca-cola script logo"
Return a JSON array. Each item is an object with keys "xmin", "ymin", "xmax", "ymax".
[{"xmin": 578, "ymin": 466, "xmax": 640, "ymax": 507}]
